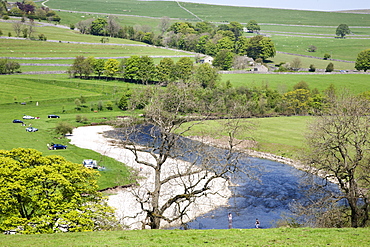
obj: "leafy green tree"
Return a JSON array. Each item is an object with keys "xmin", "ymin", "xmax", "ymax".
[
  {"xmin": 194, "ymin": 21, "xmax": 215, "ymax": 34},
  {"xmin": 204, "ymin": 40, "xmax": 218, "ymax": 56},
  {"xmin": 174, "ymin": 57, "xmax": 194, "ymax": 82},
  {"xmin": 282, "ymin": 89, "xmax": 312, "ymax": 115},
  {"xmin": 355, "ymin": 49, "xmax": 370, "ymax": 72},
  {"xmin": 195, "ymin": 35, "xmax": 209, "ymax": 54},
  {"xmin": 216, "ymin": 30, "xmax": 235, "ymax": 41},
  {"xmin": 245, "ymin": 35, "xmax": 275, "ymax": 60},
  {"xmin": 336, "ymin": 24, "xmax": 350, "ymax": 38},
  {"xmin": 212, "ymin": 49, "xmax": 234, "ymax": 70},
  {"xmin": 168, "ymin": 22, "xmax": 195, "ymax": 34},
  {"xmin": 68, "ymin": 56, "xmax": 87, "ymax": 77},
  {"xmin": 137, "ymin": 56, "xmax": 156, "ymax": 84},
  {"xmin": 90, "ymin": 18, "xmax": 107, "ymax": 36},
  {"xmin": 123, "ymin": 56, "xmax": 140, "ymax": 81},
  {"xmin": 235, "ymin": 36, "xmax": 249, "ymax": 55},
  {"xmin": 93, "ymin": 58, "xmax": 105, "ymax": 77},
  {"xmin": 194, "ymin": 63, "xmax": 220, "ymax": 88},
  {"xmin": 118, "ymin": 89, "xmax": 132, "ymax": 110},
  {"xmin": 0, "ymin": 58, "xmax": 21, "ymax": 74},
  {"xmin": 55, "ymin": 122, "xmax": 74, "ymax": 136},
  {"xmin": 227, "ymin": 21, "xmax": 243, "ymax": 39},
  {"xmin": 246, "ymin": 20, "xmax": 260, "ymax": 33},
  {"xmin": 0, "ymin": 148, "xmax": 116, "ymax": 234},
  {"xmin": 325, "ymin": 62, "xmax": 334, "ymax": 72},
  {"xmin": 216, "ymin": 37, "xmax": 234, "ymax": 52},
  {"xmin": 104, "ymin": 59, "xmax": 120, "ymax": 77},
  {"xmin": 156, "ymin": 57, "xmax": 175, "ymax": 84}
]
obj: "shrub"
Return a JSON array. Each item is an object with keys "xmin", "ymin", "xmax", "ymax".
[
  {"xmin": 38, "ymin": 33, "xmax": 47, "ymax": 41},
  {"xmin": 55, "ymin": 122, "xmax": 74, "ymax": 136},
  {"xmin": 325, "ymin": 62, "xmax": 334, "ymax": 72},
  {"xmin": 309, "ymin": 64, "xmax": 316, "ymax": 72},
  {"xmin": 307, "ymin": 45, "xmax": 317, "ymax": 52},
  {"xmin": 323, "ymin": 53, "xmax": 331, "ymax": 60}
]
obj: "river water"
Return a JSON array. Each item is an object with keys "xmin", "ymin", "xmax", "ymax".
[
  {"xmin": 109, "ymin": 125, "xmax": 340, "ymax": 229},
  {"xmin": 187, "ymin": 157, "xmax": 308, "ymax": 229}
]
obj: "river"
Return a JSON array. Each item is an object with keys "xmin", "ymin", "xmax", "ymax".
[{"xmin": 109, "ymin": 125, "xmax": 341, "ymax": 229}]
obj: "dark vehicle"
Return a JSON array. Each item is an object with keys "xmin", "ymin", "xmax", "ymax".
[
  {"xmin": 50, "ymin": 144, "xmax": 67, "ymax": 150},
  {"xmin": 26, "ymin": 127, "xmax": 38, "ymax": 132},
  {"xmin": 48, "ymin": 115, "xmax": 60, "ymax": 118},
  {"xmin": 13, "ymin": 119, "xmax": 23, "ymax": 123}
]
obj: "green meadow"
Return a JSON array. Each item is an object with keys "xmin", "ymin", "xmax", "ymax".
[
  {"xmin": 0, "ymin": 227, "xmax": 369, "ymax": 246},
  {"xmin": 271, "ymin": 53, "xmax": 355, "ymax": 71},
  {"xmin": 222, "ymin": 73, "xmax": 370, "ymax": 95},
  {"xmin": 272, "ymin": 36, "xmax": 369, "ymax": 61},
  {"xmin": 45, "ymin": 0, "xmax": 370, "ymax": 26},
  {"xmin": 0, "ymin": 0, "xmax": 369, "ymax": 241},
  {"xmin": 0, "ymin": 39, "xmax": 191, "ymax": 58},
  {"xmin": 0, "ymin": 74, "xmax": 144, "ymax": 189}
]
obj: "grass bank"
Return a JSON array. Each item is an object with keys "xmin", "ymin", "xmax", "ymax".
[{"xmin": 0, "ymin": 227, "xmax": 369, "ymax": 246}]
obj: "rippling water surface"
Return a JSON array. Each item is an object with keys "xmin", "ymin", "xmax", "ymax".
[{"xmin": 110, "ymin": 126, "xmax": 339, "ymax": 229}]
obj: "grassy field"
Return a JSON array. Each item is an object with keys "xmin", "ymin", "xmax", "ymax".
[
  {"xmin": 0, "ymin": 227, "xmax": 369, "ymax": 246},
  {"xmin": 261, "ymin": 25, "xmax": 370, "ymax": 36},
  {"xmin": 45, "ymin": 0, "xmax": 370, "ymax": 26},
  {"xmin": 221, "ymin": 73, "xmax": 370, "ymax": 95},
  {"xmin": 272, "ymin": 36, "xmax": 369, "ymax": 61},
  {"xmin": 0, "ymin": 74, "xmax": 145, "ymax": 189},
  {"xmin": 180, "ymin": 116, "xmax": 309, "ymax": 158},
  {"xmin": 0, "ymin": 39, "xmax": 191, "ymax": 58},
  {"xmin": 272, "ymin": 53, "xmax": 356, "ymax": 71}
]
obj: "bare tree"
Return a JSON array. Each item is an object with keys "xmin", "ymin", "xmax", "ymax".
[
  {"xmin": 290, "ymin": 57, "xmax": 302, "ymax": 71},
  {"xmin": 233, "ymin": 56, "xmax": 252, "ymax": 70},
  {"xmin": 113, "ymin": 86, "xmax": 251, "ymax": 229},
  {"xmin": 27, "ymin": 19, "xmax": 36, "ymax": 38},
  {"xmin": 12, "ymin": 21, "xmax": 23, "ymax": 37},
  {"xmin": 106, "ymin": 15, "xmax": 121, "ymax": 37},
  {"xmin": 303, "ymin": 93, "xmax": 370, "ymax": 228},
  {"xmin": 75, "ymin": 19, "xmax": 94, "ymax": 34},
  {"xmin": 159, "ymin": 16, "xmax": 170, "ymax": 36}
]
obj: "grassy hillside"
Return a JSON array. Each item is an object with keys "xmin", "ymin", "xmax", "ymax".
[
  {"xmin": 0, "ymin": 227, "xmax": 369, "ymax": 246},
  {"xmin": 221, "ymin": 74, "xmax": 370, "ymax": 95},
  {"xmin": 45, "ymin": 0, "xmax": 370, "ymax": 26},
  {"xmin": 0, "ymin": 74, "xmax": 144, "ymax": 189}
]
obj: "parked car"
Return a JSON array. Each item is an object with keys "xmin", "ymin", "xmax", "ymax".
[
  {"xmin": 48, "ymin": 114, "xmax": 60, "ymax": 118},
  {"xmin": 23, "ymin": 115, "xmax": 35, "ymax": 119},
  {"xmin": 26, "ymin": 127, "xmax": 38, "ymax": 132},
  {"xmin": 13, "ymin": 119, "xmax": 23, "ymax": 123},
  {"xmin": 50, "ymin": 144, "xmax": 67, "ymax": 150}
]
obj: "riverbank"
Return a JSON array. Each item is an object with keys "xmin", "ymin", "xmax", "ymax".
[{"xmin": 68, "ymin": 125, "xmax": 232, "ymax": 229}]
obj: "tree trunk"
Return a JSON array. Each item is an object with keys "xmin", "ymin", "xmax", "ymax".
[{"xmin": 150, "ymin": 167, "xmax": 162, "ymax": 229}]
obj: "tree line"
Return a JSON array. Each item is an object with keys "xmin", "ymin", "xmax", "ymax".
[
  {"xmin": 74, "ymin": 17, "xmax": 275, "ymax": 70},
  {"xmin": 67, "ymin": 55, "xmax": 370, "ymax": 118}
]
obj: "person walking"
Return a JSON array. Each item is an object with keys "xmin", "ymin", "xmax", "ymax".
[
  {"xmin": 228, "ymin": 213, "xmax": 233, "ymax": 229},
  {"xmin": 255, "ymin": 218, "xmax": 260, "ymax": 228}
]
